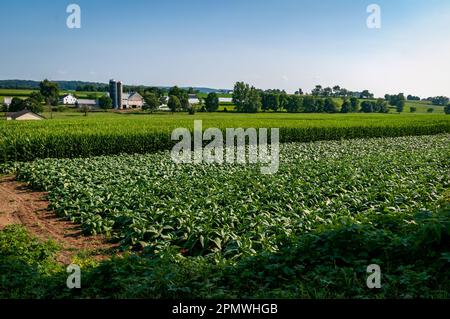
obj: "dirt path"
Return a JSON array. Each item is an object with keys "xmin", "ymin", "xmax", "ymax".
[{"xmin": 0, "ymin": 176, "xmax": 118, "ymax": 264}]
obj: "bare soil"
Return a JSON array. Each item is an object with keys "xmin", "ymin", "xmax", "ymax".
[{"xmin": 0, "ymin": 176, "xmax": 118, "ymax": 264}]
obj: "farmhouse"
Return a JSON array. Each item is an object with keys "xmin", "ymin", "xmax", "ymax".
[
  {"xmin": 61, "ymin": 94, "xmax": 77, "ymax": 105},
  {"xmin": 6, "ymin": 110, "xmax": 44, "ymax": 121}
]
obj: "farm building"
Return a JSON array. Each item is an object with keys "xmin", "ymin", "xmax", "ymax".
[
  {"xmin": 76, "ymin": 99, "xmax": 98, "ymax": 107},
  {"xmin": 109, "ymin": 79, "xmax": 144, "ymax": 109},
  {"xmin": 109, "ymin": 79, "xmax": 123, "ymax": 109},
  {"xmin": 6, "ymin": 110, "xmax": 44, "ymax": 121},
  {"xmin": 61, "ymin": 94, "xmax": 77, "ymax": 105},
  {"xmin": 122, "ymin": 92, "xmax": 144, "ymax": 109}
]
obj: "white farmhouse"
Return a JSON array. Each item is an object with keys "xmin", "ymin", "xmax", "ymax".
[{"xmin": 61, "ymin": 94, "xmax": 78, "ymax": 105}]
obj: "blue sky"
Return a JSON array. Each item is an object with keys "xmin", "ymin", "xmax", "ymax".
[{"xmin": 0, "ymin": 0, "xmax": 449, "ymax": 97}]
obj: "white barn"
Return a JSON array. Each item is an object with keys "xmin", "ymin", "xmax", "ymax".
[
  {"xmin": 61, "ymin": 94, "xmax": 78, "ymax": 105},
  {"xmin": 122, "ymin": 92, "xmax": 144, "ymax": 109}
]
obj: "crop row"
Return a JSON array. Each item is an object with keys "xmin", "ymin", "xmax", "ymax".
[
  {"xmin": 16, "ymin": 134, "xmax": 450, "ymax": 258},
  {"xmin": 2, "ymin": 113, "xmax": 450, "ymax": 163}
]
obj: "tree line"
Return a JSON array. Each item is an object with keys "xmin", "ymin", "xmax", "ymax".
[
  {"xmin": 3, "ymin": 79, "xmax": 450, "ymax": 115},
  {"xmin": 231, "ymin": 82, "xmax": 389, "ymax": 114},
  {"xmin": 2, "ymin": 80, "xmax": 59, "ymax": 113}
]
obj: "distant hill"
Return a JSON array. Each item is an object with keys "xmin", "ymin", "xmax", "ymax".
[
  {"xmin": 182, "ymin": 87, "xmax": 232, "ymax": 94},
  {"xmin": 0, "ymin": 80, "xmax": 231, "ymax": 94},
  {"xmin": 0, "ymin": 80, "xmax": 107, "ymax": 91}
]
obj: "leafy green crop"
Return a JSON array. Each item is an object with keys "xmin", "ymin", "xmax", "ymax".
[{"xmin": 16, "ymin": 134, "xmax": 450, "ymax": 259}]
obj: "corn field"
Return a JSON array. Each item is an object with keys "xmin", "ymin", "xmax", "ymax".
[{"xmin": 1, "ymin": 113, "xmax": 450, "ymax": 164}]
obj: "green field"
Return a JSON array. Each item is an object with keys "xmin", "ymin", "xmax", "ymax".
[
  {"xmin": 197, "ymin": 92, "xmax": 232, "ymax": 99},
  {"xmin": 3, "ymin": 134, "xmax": 449, "ymax": 298},
  {"xmin": 1, "ymin": 112, "xmax": 450, "ymax": 164},
  {"xmin": 0, "ymin": 88, "xmax": 106, "ymax": 100},
  {"xmin": 1, "ymin": 106, "xmax": 449, "ymax": 299}
]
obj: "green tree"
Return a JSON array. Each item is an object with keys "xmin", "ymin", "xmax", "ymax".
[
  {"xmin": 350, "ymin": 97, "xmax": 360, "ymax": 112},
  {"xmin": 360, "ymin": 90, "xmax": 374, "ymax": 99},
  {"xmin": 407, "ymin": 95, "xmax": 421, "ymax": 101},
  {"xmin": 315, "ymin": 98, "xmax": 325, "ymax": 113},
  {"xmin": 29, "ymin": 92, "xmax": 44, "ymax": 104},
  {"xmin": 168, "ymin": 95, "xmax": 181, "ymax": 113},
  {"xmin": 324, "ymin": 98, "xmax": 338, "ymax": 113},
  {"xmin": 168, "ymin": 86, "xmax": 189, "ymax": 110},
  {"xmin": 386, "ymin": 93, "xmax": 405, "ymax": 107},
  {"xmin": 341, "ymin": 99, "xmax": 351, "ymax": 113},
  {"xmin": 143, "ymin": 93, "xmax": 160, "ymax": 113},
  {"xmin": 39, "ymin": 79, "xmax": 59, "ymax": 106},
  {"xmin": 168, "ymin": 86, "xmax": 184, "ymax": 99},
  {"xmin": 232, "ymin": 82, "xmax": 250, "ymax": 112},
  {"xmin": 181, "ymin": 98, "xmax": 190, "ymax": 111},
  {"xmin": 188, "ymin": 105, "xmax": 196, "ymax": 115},
  {"xmin": 333, "ymin": 86, "xmax": 341, "ymax": 97},
  {"xmin": 159, "ymin": 95, "xmax": 167, "ymax": 106},
  {"xmin": 244, "ymin": 87, "xmax": 261, "ymax": 113},
  {"xmin": 80, "ymin": 105, "xmax": 90, "ymax": 116},
  {"xmin": 8, "ymin": 97, "xmax": 25, "ymax": 112},
  {"xmin": 396, "ymin": 100, "xmax": 405, "ymax": 113},
  {"xmin": 286, "ymin": 95, "xmax": 303, "ymax": 113},
  {"xmin": 377, "ymin": 99, "xmax": 389, "ymax": 113},
  {"xmin": 267, "ymin": 93, "xmax": 280, "ymax": 112},
  {"xmin": 410, "ymin": 106, "xmax": 417, "ymax": 113},
  {"xmin": 444, "ymin": 104, "xmax": 450, "ymax": 114},
  {"xmin": 323, "ymin": 87, "xmax": 333, "ymax": 97},
  {"xmin": 278, "ymin": 92, "xmax": 289, "ymax": 111},
  {"xmin": 303, "ymin": 96, "xmax": 316, "ymax": 113},
  {"xmin": 361, "ymin": 101, "xmax": 374, "ymax": 113},
  {"xmin": 24, "ymin": 98, "xmax": 44, "ymax": 113},
  {"xmin": 205, "ymin": 92, "xmax": 219, "ymax": 112},
  {"xmin": 98, "ymin": 95, "xmax": 113, "ymax": 110},
  {"xmin": 430, "ymin": 96, "xmax": 449, "ymax": 106},
  {"xmin": 311, "ymin": 85, "xmax": 323, "ymax": 96},
  {"xmin": 260, "ymin": 92, "xmax": 270, "ymax": 112}
]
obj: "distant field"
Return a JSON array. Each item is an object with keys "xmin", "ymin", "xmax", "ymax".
[
  {"xmin": 0, "ymin": 89, "xmax": 34, "ymax": 97},
  {"xmin": 0, "ymin": 89, "xmax": 106, "ymax": 99},
  {"xmin": 0, "ymin": 89, "xmax": 230, "ymax": 99},
  {"xmin": 197, "ymin": 92, "xmax": 232, "ymax": 99}
]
